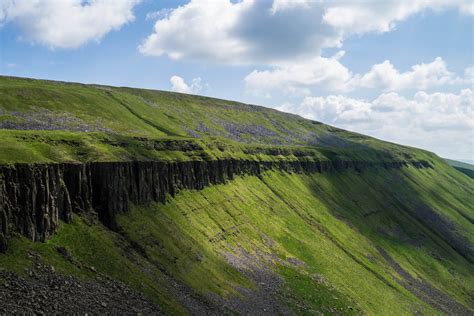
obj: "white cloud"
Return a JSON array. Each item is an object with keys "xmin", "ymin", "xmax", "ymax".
[
  {"xmin": 464, "ymin": 67, "xmax": 474, "ymax": 84},
  {"xmin": 139, "ymin": 0, "xmax": 339, "ymax": 64},
  {"xmin": 139, "ymin": 0, "xmax": 472, "ymax": 101},
  {"xmin": 322, "ymin": 0, "xmax": 473, "ymax": 40},
  {"xmin": 459, "ymin": 2, "xmax": 474, "ymax": 15},
  {"xmin": 0, "ymin": 0, "xmax": 140, "ymax": 49},
  {"xmin": 244, "ymin": 53, "xmax": 353, "ymax": 96},
  {"xmin": 277, "ymin": 89, "xmax": 474, "ymax": 159},
  {"xmin": 294, "ymin": 95, "xmax": 373, "ymax": 124},
  {"xmin": 354, "ymin": 57, "xmax": 461, "ymax": 91},
  {"xmin": 145, "ymin": 8, "xmax": 172, "ymax": 21},
  {"xmin": 170, "ymin": 75, "xmax": 205, "ymax": 94},
  {"xmin": 270, "ymin": 0, "xmax": 311, "ymax": 14},
  {"xmin": 245, "ymin": 57, "xmax": 469, "ymax": 96},
  {"xmin": 140, "ymin": 0, "xmax": 472, "ymax": 64},
  {"xmin": 139, "ymin": 1, "xmax": 254, "ymax": 63},
  {"xmin": 322, "ymin": 1, "xmax": 447, "ymax": 35}
]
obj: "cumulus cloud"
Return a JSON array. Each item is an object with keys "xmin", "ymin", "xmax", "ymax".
[
  {"xmin": 139, "ymin": 0, "xmax": 339, "ymax": 64},
  {"xmin": 140, "ymin": 1, "xmax": 253, "ymax": 63},
  {"xmin": 170, "ymin": 75, "xmax": 205, "ymax": 94},
  {"xmin": 140, "ymin": 0, "xmax": 472, "ymax": 64},
  {"xmin": 245, "ymin": 53, "xmax": 353, "ymax": 96},
  {"xmin": 355, "ymin": 57, "xmax": 461, "ymax": 91},
  {"xmin": 0, "ymin": 0, "xmax": 140, "ymax": 49},
  {"xmin": 277, "ymin": 89, "xmax": 474, "ymax": 159},
  {"xmin": 245, "ymin": 57, "xmax": 469, "ymax": 96}
]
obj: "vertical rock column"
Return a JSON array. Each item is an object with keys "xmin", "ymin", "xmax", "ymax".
[
  {"xmin": 0, "ymin": 170, "xmax": 8, "ymax": 252},
  {"xmin": 0, "ymin": 164, "xmax": 74, "ymax": 252}
]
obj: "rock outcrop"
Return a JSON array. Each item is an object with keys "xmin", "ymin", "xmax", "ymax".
[{"xmin": 0, "ymin": 158, "xmax": 431, "ymax": 252}]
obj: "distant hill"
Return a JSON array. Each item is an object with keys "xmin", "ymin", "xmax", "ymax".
[{"xmin": 445, "ymin": 158, "xmax": 474, "ymax": 179}]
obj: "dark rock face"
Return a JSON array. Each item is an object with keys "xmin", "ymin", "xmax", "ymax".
[
  {"xmin": 0, "ymin": 164, "xmax": 73, "ymax": 246},
  {"xmin": 0, "ymin": 158, "xmax": 430, "ymax": 251}
]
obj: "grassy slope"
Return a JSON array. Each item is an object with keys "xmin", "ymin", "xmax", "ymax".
[
  {"xmin": 1, "ymin": 161, "xmax": 472, "ymax": 314},
  {"xmin": 0, "ymin": 75, "xmax": 332, "ymax": 141},
  {"xmin": 0, "ymin": 76, "xmax": 473, "ymax": 314},
  {"xmin": 0, "ymin": 76, "xmax": 432, "ymax": 165}
]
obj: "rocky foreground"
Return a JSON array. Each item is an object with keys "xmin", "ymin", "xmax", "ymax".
[{"xmin": 0, "ymin": 251, "xmax": 162, "ymax": 314}]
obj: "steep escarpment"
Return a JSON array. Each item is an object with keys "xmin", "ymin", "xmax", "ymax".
[{"xmin": 0, "ymin": 158, "xmax": 432, "ymax": 252}]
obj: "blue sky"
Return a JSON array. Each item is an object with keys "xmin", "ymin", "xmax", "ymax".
[{"xmin": 0, "ymin": 0, "xmax": 473, "ymax": 160}]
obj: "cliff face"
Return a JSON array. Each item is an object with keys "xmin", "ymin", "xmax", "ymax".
[
  {"xmin": 0, "ymin": 164, "xmax": 73, "ymax": 252},
  {"xmin": 0, "ymin": 158, "xmax": 431, "ymax": 252}
]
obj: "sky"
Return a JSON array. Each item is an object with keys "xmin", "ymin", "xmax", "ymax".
[{"xmin": 0, "ymin": 0, "xmax": 473, "ymax": 161}]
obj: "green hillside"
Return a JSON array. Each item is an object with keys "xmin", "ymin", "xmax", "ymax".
[
  {"xmin": 0, "ymin": 76, "xmax": 428, "ymax": 164},
  {"xmin": 0, "ymin": 76, "xmax": 473, "ymax": 315}
]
